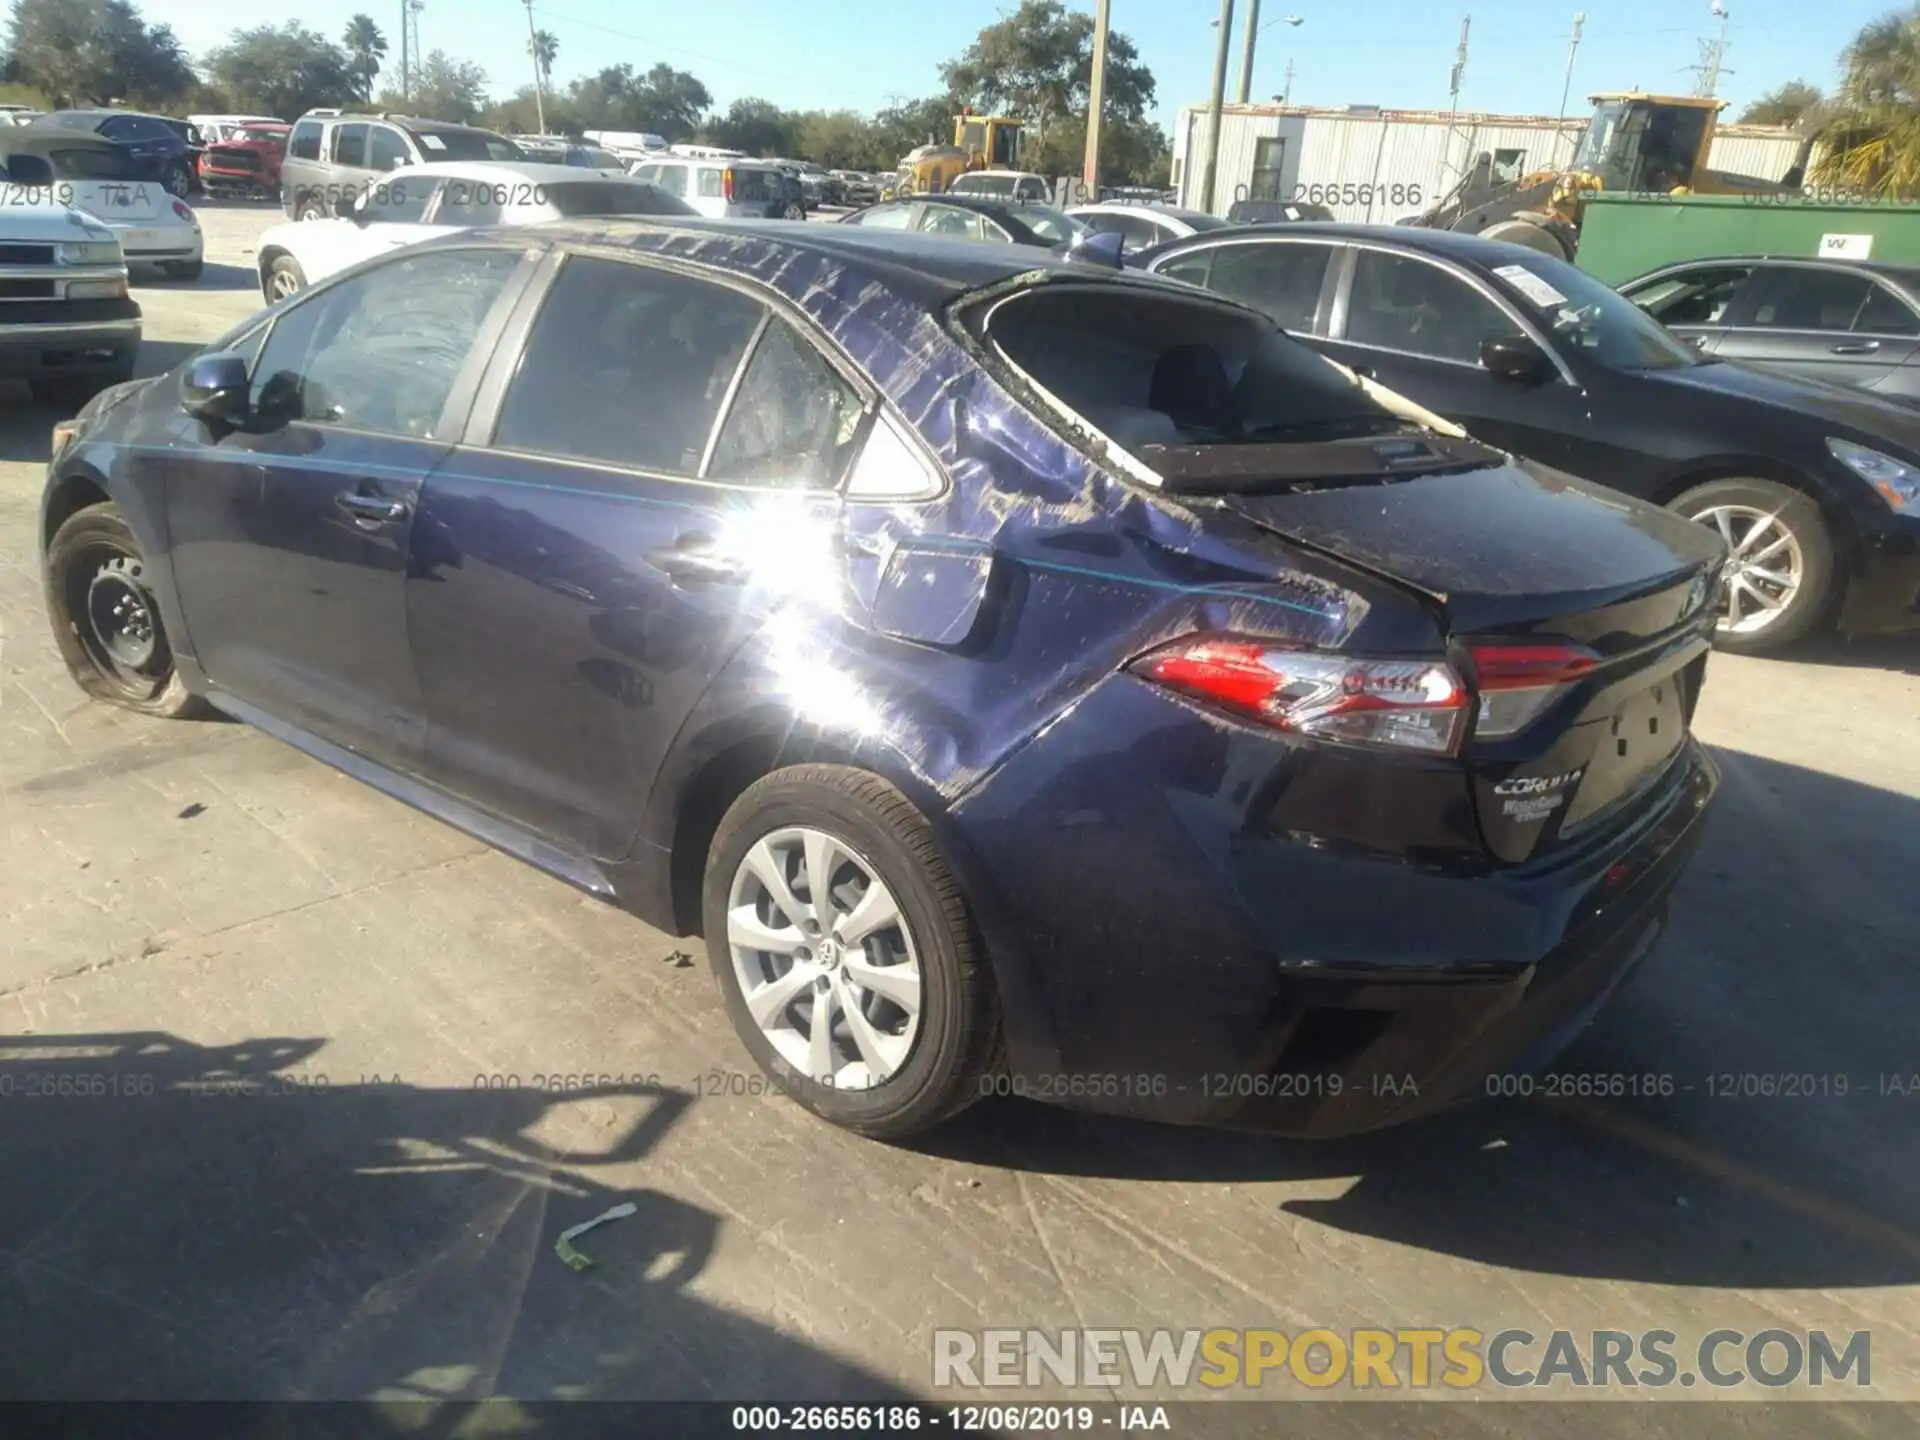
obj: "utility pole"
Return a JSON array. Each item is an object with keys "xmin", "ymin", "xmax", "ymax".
[
  {"xmin": 1438, "ymin": 14, "xmax": 1469, "ymax": 196},
  {"xmin": 1281, "ymin": 57, "xmax": 1295, "ymax": 106},
  {"xmin": 1236, "ymin": 0, "xmax": 1262, "ymax": 105},
  {"xmin": 1083, "ymin": 0, "xmax": 1111, "ymax": 194},
  {"xmin": 400, "ymin": 0, "xmax": 424, "ymax": 104},
  {"xmin": 524, "ymin": 0, "xmax": 546, "ymax": 134},
  {"xmin": 1696, "ymin": 2, "xmax": 1731, "ymax": 98},
  {"xmin": 398, "ymin": 0, "xmax": 409, "ymax": 103},
  {"xmin": 1201, "ymin": 0, "xmax": 1236, "ymax": 213},
  {"xmin": 1557, "ymin": 12, "xmax": 1585, "ymax": 164}
]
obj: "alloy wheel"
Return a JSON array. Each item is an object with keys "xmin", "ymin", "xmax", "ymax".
[
  {"xmin": 726, "ymin": 825, "xmax": 923, "ymax": 1090},
  {"xmin": 268, "ymin": 268, "xmax": 301, "ymax": 300},
  {"xmin": 1688, "ymin": 502, "xmax": 1804, "ymax": 636}
]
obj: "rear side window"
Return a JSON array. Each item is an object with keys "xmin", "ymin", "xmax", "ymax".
[
  {"xmin": 697, "ymin": 167, "xmax": 723, "ymax": 199},
  {"xmin": 331, "ymin": 122, "xmax": 369, "ymax": 167},
  {"xmin": 1746, "ymin": 268, "xmax": 1874, "ymax": 331},
  {"xmin": 289, "ymin": 120, "xmax": 322, "ymax": 161},
  {"xmin": 1855, "ymin": 283, "xmax": 1920, "ymax": 336},
  {"xmin": 1345, "ymin": 250, "xmax": 1514, "ymax": 364},
  {"xmin": 49, "ymin": 146, "xmax": 138, "ymax": 180},
  {"xmin": 980, "ymin": 286, "xmax": 1396, "ymax": 461},
  {"xmin": 707, "ymin": 319, "xmax": 863, "ymax": 488},
  {"xmin": 492, "ymin": 255, "xmax": 764, "ymax": 474},
  {"xmin": 1205, "ymin": 243, "xmax": 1333, "ymax": 332}
]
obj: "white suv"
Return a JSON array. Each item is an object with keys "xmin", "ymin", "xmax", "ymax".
[{"xmin": 626, "ymin": 157, "xmax": 801, "ymax": 220}]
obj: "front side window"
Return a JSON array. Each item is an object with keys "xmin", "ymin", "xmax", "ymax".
[
  {"xmin": 249, "ymin": 248, "xmax": 521, "ymax": 437},
  {"xmin": 492, "ymin": 255, "xmax": 764, "ymax": 474},
  {"xmin": 707, "ymin": 319, "xmax": 863, "ymax": 488},
  {"xmin": 1346, "ymin": 250, "xmax": 1518, "ymax": 365},
  {"xmin": 331, "ymin": 122, "xmax": 369, "ymax": 168},
  {"xmin": 369, "ymin": 126, "xmax": 411, "ymax": 172},
  {"xmin": 980, "ymin": 286, "xmax": 1403, "ymax": 462},
  {"xmin": 1625, "ymin": 265, "xmax": 1753, "ymax": 326},
  {"xmin": 1206, "ymin": 243, "xmax": 1333, "ymax": 332},
  {"xmin": 1487, "ymin": 250, "xmax": 1699, "ymax": 370},
  {"xmin": 1010, "ymin": 205, "xmax": 1082, "ymax": 246},
  {"xmin": 289, "ymin": 120, "xmax": 322, "ymax": 161}
]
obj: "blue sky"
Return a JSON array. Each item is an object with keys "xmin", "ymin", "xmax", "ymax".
[{"xmin": 149, "ymin": 0, "xmax": 1900, "ymax": 127}]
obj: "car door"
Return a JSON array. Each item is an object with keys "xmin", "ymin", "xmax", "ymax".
[
  {"xmin": 1853, "ymin": 281, "xmax": 1920, "ymax": 402},
  {"xmin": 1318, "ymin": 245, "xmax": 1596, "ymax": 471},
  {"xmin": 162, "ymin": 245, "xmax": 533, "ymax": 767},
  {"xmin": 1712, "ymin": 265, "xmax": 1899, "ymax": 390},
  {"xmin": 328, "ymin": 120, "xmax": 378, "ymax": 202},
  {"xmin": 1618, "ymin": 262, "xmax": 1756, "ymax": 355},
  {"xmin": 404, "ymin": 251, "xmax": 867, "ymax": 858}
]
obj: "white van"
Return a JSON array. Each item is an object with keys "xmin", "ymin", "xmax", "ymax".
[{"xmin": 627, "ymin": 156, "xmax": 800, "ymax": 219}]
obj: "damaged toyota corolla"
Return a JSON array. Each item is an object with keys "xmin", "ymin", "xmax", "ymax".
[{"xmin": 39, "ymin": 219, "xmax": 1725, "ymax": 1141}]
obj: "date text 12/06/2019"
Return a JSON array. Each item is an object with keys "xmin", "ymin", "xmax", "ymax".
[{"xmin": 729, "ymin": 1405, "xmax": 1171, "ymax": 1432}]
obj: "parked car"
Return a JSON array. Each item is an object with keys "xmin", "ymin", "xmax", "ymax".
[
  {"xmin": 1139, "ymin": 223, "xmax": 1920, "ymax": 652},
  {"xmin": 948, "ymin": 169, "xmax": 1052, "ymax": 202},
  {"xmin": 840, "ymin": 194, "xmax": 1087, "ymax": 249},
  {"xmin": 188, "ymin": 114, "xmax": 283, "ymax": 146},
  {"xmin": 280, "ymin": 112, "xmax": 525, "ymax": 220},
  {"xmin": 795, "ymin": 161, "xmax": 845, "ymax": 207},
  {"xmin": 833, "ymin": 169, "xmax": 880, "ymax": 205},
  {"xmin": 27, "ymin": 109, "xmax": 198, "ymax": 198},
  {"xmin": 1068, "ymin": 201, "xmax": 1232, "ymax": 255},
  {"xmin": 253, "ymin": 161, "xmax": 695, "ymax": 299},
  {"xmin": 0, "ymin": 132, "xmax": 203, "ymax": 278},
  {"xmin": 0, "ymin": 154, "xmax": 139, "ymax": 407},
  {"xmin": 768, "ymin": 162, "xmax": 818, "ymax": 214},
  {"xmin": 38, "ymin": 219, "xmax": 1722, "ymax": 1140},
  {"xmin": 1618, "ymin": 256, "xmax": 1920, "ymax": 406},
  {"xmin": 561, "ymin": 144, "xmax": 629, "ymax": 174},
  {"xmin": 197, "ymin": 121, "xmax": 290, "ymax": 201},
  {"xmin": 626, "ymin": 155, "xmax": 803, "ymax": 219}
]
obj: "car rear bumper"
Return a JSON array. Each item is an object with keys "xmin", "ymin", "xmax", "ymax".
[{"xmin": 950, "ymin": 679, "xmax": 1720, "ymax": 1137}]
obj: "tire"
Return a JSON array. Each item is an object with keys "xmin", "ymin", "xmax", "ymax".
[
  {"xmin": 702, "ymin": 764, "xmax": 999, "ymax": 1141},
  {"xmin": 162, "ymin": 258, "xmax": 203, "ymax": 281},
  {"xmin": 43, "ymin": 501, "xmax": 207, "ymax": 718},
  {"xmin": 264, "ymin": 253, "xmax": 307, "ymax": 302},
  {"xmin": 782, "ymin": 201, "xmax": 805, "ymax": 220},
  {"xmin": 1670, "ymin": 476, "xmax": 1836, "ymax": 654},
  {"xmin": 1479, "ymin": 218, "xmax": 1573, "ymax": 260},
  {"xmin": 165, "ymin": 163, "xmax": 192, "ymax": 199}
]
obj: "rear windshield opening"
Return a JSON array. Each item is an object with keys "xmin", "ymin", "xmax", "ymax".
[
  {"xmin": 978, "ymin": 286, "xmax": 1407, "ymax": 475},
  {"xmin": 47, "ymin": 147, "xmax": 144, "ymax": 181},
  {"xmin": 725, "ymin": 168, "xmax": 774, "ymax": 202},
  {"xmin": 418, "ymin": 131, "xmax": 519, "ymax": 161}
]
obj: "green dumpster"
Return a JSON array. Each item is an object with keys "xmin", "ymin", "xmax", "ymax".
[{"xmin": 1575, "ymin": 192, "xmax": 1920, "ymax": 286}]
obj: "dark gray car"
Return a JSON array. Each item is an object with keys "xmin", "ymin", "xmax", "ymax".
[{"xmin": 1619, "ymin": 256, "xmax": 1920, "ymax": 405}]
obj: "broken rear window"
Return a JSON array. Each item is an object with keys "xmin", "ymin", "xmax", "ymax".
[{"xmin": 977, "ymin": 284, "xmax": 1406, "ymax": 465}]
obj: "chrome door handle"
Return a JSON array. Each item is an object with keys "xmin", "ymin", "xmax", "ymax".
[
  {"xmin": 335, "ymin": 490, "xmax": 409, "ymax": 525},
  {"xmin": 1831, "ymin": 340, "xmax": 1881, "ymax": 354},
  {"xmin": 647, "ymin": 537, "xmax": 746, "ymax": 585}
]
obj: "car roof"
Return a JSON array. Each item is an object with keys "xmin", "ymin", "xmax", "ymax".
[
  {"xmin": 916, "ymin": 193, "xmax": 1059, "ymax": 217},
  {"xmin": 0, "ymin": 130, "xmax": 120, "ymax": 155},
  {"xmin": 1071, "ymin": 202, "xmax": 1216, "ymax": 225},
  {"xmin": 396, "ymin": 160, "xmax": 654, "ymax": 183},
  {"xmin": 1145, "ymin": 221, "xmax": 1553, "ymax": 264},
  {"xmin": 500, "ymin": 215, "xmax": 1180, "ymax": 308},
  {"xmin": 1630, "ymin": 254, "xmax": 1920, "ymax": 285}
]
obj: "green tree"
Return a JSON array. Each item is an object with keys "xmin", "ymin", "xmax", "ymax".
[
  {"xmin": 565, "ymin": 62, "xmax": 709, "ymax": 139},
  {"xmin": 939, "ymin": 0, "xmax": 1155, "ymax": 158},
  {"xmin": 204, "ymin": 22, "xmax": 357, "ymax": 118},
  {"xmin": 796, "ymin": 108, "xmax": 873, "ymax": 168},
  {"xmin": 706, "ymin": 96, "xmax": 799, "ymax": 156},
  {"xmin": 341, "ymin": 13, "xmax": 386, "ymax": 103},
  {"xmin": 377, "ymin": 49, "xmax": 488, "ymax": 123},
  {"xmin": 863, "ymin": 94, "xmax": 955, "ymax": 169},
  {"xmin": 1739, "ymin": 80, "xmax": 1822, "ymax": 126},
  {"xmin": 529, "ymin": 28, "xmax": 557, "ymax": 92},
  {"xmin": 4, "ymin": 0, "xmax": 194, "ymax": 106},
  {"xmin": 1815, "ymin": 5, "xmax": 1920, "ymax": 194}
]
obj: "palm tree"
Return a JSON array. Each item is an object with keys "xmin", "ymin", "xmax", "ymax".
[
  {"xmin": 529, "ymin": 30, "xmax": 559, "ymax": 92},
  {"xmin": 342, "ymin": 14, "xmax": 389, "ymax": 103},
  {"xmin": 1816, "ymin": 5, "xmax": 1920, "ymax": 194}
]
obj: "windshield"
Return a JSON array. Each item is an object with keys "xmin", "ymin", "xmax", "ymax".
[
  {"xmin": 543, "ymin": 181, "xmax": 697, "ymax": 217},
  {"xmin": 1487, "ymin": 251, "xmax": 1700, "ymax": 371},
  {"xmin": 1013, "ymin": 204, "xmax": 1085, "ymax": 245},
  {"xmin": 956, "ymin": 174, "xmax": 1014, "ymax": 196},
  {"xmin": 980, "ymin": 285, "xmax": 1408, "ymax": 470},
  {"xmin": 1571, "ymin": 102, "xmax": 1624, "ymax": 175}
]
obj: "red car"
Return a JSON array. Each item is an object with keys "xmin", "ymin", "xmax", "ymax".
[{"xmin": 197, "ymin": 122, "xmax": 289, "ymax": 200}]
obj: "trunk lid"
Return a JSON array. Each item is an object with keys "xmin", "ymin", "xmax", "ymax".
[
  {"xmin": 1218, "ymin": 459, "xmax": 1725, "ymax": 864},
  {"xmin": 68, "ymin": 178, "xmax": 168, "ymax": 224}
]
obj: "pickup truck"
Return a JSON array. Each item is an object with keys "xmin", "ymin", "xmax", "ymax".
[{"xmin": 0, "ymin": 154, "xmax": 141, "ymax": 408}]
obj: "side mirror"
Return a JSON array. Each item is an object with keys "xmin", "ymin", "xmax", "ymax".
[
  {"xmin": 1069, "ymin": 228, "xmax": 1125, "ymax": 269},
  {"xmin": 1481, "ymin": 334, "xmax": 1552, "ymax": 384},
  {"xmin": 181, "ymin": 352, "xmax": 251, "ymax": 426},
  {"xmin": 332, "ymin": 191, "xmax": 362, "ymax": 223},
  {"xmin": 5, "ymin": 152, "xmax": 51, "ymax": 188}
]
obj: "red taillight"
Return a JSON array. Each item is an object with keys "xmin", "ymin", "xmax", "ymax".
[
  {"xmin": 1468, "ymin": 642, "xmax": 1597, "ymax": 740},
  {"xmin": 171, "ymin": 199, "xmax": 196, "ymax": 224},
  {"xmin": 1130, "ymin": 636, "xmax": 1468, "ymax": 756},
  {"xmin": 722, "ymin": 167, "xmax": 735, "ymax": 203}
]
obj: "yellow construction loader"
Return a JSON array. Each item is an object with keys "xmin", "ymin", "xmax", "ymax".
[
  {"xmin": 892, "ymin": 111, "xmax": 1025, "ymax": 198},
  {"xmin": 1411, "ymin": 92, "xmax": 1819, "ymax": 260}
]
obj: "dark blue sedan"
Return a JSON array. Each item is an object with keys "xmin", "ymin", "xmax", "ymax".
[{"xmin": 39, "ymin": 219, "xmax": 1725, "ymax": 1140}]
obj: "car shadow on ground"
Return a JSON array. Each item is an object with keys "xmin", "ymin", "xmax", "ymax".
[
  {"xmin": 134, "ymin": 260, "xmax": 259, "ymax": 294},
  {"xmin": 921, "ymin": 743, "xmax": 1920, "ymax": 1293},
  {"xmin": 0, "ymin": 1031, "xmax": 924, "ymax": 1403},
  {"xmin": 1775, "ymin": 630, "xmax": 1920, "ymax": 676}
]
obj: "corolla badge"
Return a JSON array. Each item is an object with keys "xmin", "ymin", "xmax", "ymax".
[
  {"xmin": 1494, "ymin": 768, "xmax": 1584, "ymax": 797},
  {"xmin": 1496, "ymin": 767, "xmax": 1584, "ymax": 822}
]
